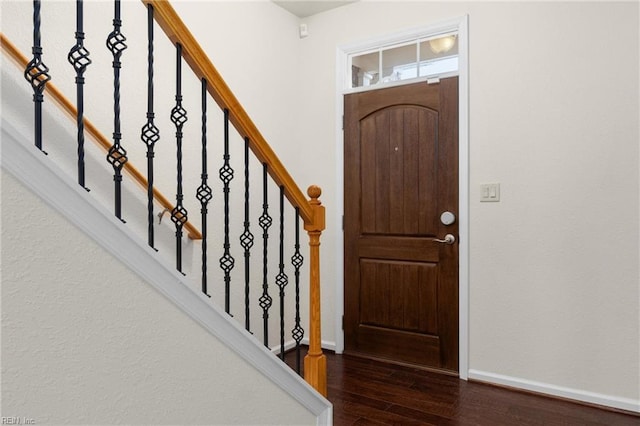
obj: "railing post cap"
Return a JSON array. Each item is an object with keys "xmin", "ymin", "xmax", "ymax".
[
  {"xmin": 305, "ymin": 185, "xmax": 325, "ymax": 232},
  {"xmin": 307, "ymin": 185, "xmax": 321, "ymax": 200}
]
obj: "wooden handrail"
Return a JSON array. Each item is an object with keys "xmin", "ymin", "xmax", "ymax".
[
  {"xmin": 0, "ymin": 32, "xmax": 203, "ymax": 240},
  {"xmin": 142, "ymin": 1, "xmax": 327, "ymax": 395},
  {"xmin": 143, "ymin": 0, "xmax": 327, "ymax": 396},
  {"xmin": 141, "ymin": 0, "xmax": 315, "ymax": 227}
]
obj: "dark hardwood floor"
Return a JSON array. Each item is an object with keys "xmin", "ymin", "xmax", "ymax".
[{"xmin": 286, "ymin": 349, "xmax": 639, "ymax": 425}]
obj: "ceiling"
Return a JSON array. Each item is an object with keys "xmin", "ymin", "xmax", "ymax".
[{"xmin": 273, "ymin": 1, "xmax": 358, "ymax": 18}]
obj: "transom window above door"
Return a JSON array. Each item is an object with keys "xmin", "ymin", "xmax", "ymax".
[{"xmin": 349, "ymin": 33, "xmax": 459, "ymax": 89}]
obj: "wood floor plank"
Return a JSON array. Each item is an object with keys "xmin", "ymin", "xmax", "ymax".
[
  {"xmin": 342, "ymin": 401, "xmax": 437, "ymax": 426},
  {"xmin": 384, "ymin": 404, "xmax": 456, "ymax": 425},
  {"xmin": 329, "ymin": 389, "xmax": 393, "ymax": 412},
  {"xmin": 331, "ymin": 399, "xmax": 363, "ymax": 426},
  {"xmin": 286, "ymin": 349, "xmax": 640, "ymax": 425}
]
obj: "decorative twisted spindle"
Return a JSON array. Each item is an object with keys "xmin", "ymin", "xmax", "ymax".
[
  {"xmin": 141, "ymin": 3, "xmax": 160, "ymax": 249},
  {"xmin": 68, "ymin": 0, "xmax": 91, "ymax": 189},
  {"xmin": 106, "ymin": 0, "xmax": 128, "ymax": 221},
  {"xmin": 170, "ymin": 43, "xmax": 188, "ymax": 273},
  {"xmin": 291, "ymin": 207, "xmax": 304, "ymax": 374},
  {"xmin": 258, "ymin": 163, "xmax": 273, "ymax": 347},
  {"xmin": 24, "ymin": 0, "xmax": 51, "ymax": 153},
  {"xmin": 219, "ymin": 109, "xmax": 235, "ymax": 314},
  {"xmin": 276, "ymin": 186, "xmax": 289, "ymax": 360},
  {"xmin": 197, "ymin": 78, "xmax": 212, "ymax": 296},
  {"xmin": 240, "ymin": 137, "xmax": 255, "ymax": 331}
]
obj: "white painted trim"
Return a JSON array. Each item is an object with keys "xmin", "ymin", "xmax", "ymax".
[
  {"xmin": 334, "ymin": 44, "xmax": 346, "ymax": 355},
  {"xmin": 1, "ymin": 120, "xmax": 333, "ymax": 426},
  {"xmin": 309, "ymin": 338, "xmax": 337, "ymax": 353},
  {"xmin": 272, "ymin": 340, "xmax": 300, "ymax": 356},
  {"xmin": 468, "ymin": 369, "xmax": 640, "ymax": 414},
  {"xmin": 457, "ymin": 14, "xmax": 470, "ymax": 382},
  {"xmin": 343, "ymin": 71, "xmax": 460, "ymax": 96},
  {"xmin": 340, "ymin": 19, "xmax": 465, "ymax": 57},
  {"xmin": 335, "ymin": 16, "xmax": 470, "ymax": 378},
  {"xmin": 273, "ymin": 339, "xmax": 337, "ymax": 356}
]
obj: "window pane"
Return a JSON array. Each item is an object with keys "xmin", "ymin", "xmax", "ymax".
[
  {"xmin": 381, "ymin": 44, "xmax": 417, "ymax": 83},
  {"xmin": 348, "ymin": 32, "xmax": 460, "ymax": 90},
  {"xmin": 420, "ymin": 35, "xmax": 458, "ymax": 60},
  {"xmin": 419, "ymin": 35, "xmax": 459, "ymax": 77},
  {"xmin": 352, "ymin": 52, "xmax": 379, "ymax": 88}
]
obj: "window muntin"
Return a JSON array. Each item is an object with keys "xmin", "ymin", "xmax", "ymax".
[{"xmin": 350, "ymin": 33, "xmax": 458, "ymax": 89}]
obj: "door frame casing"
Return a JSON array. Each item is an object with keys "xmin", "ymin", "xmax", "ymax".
[{"xmin": 335, "ymin": 15, "xmax": 470, "ymax": 379}]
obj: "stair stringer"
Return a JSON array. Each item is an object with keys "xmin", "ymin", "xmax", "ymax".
[{"xmin": 1, "ymin": 119, "xmax": 332, "ymax": 425}]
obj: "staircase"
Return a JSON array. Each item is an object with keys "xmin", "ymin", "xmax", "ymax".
[{"xmin": 1, "ymin": 0, "xmax": 331, "ymax": 423}]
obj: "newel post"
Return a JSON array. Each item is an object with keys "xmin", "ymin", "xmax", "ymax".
[{"xmin": 304, "ymin": 185, "xmax": 327, "ymax": 396}]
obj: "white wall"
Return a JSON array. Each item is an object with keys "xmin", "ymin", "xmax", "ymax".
[
  {"xmin": 0, "ymin": 169, "xmax": 316, "ymax": 425},
  {"xmin": 293, "ymin": 0, "xmax": 639, "ymax": 409}
]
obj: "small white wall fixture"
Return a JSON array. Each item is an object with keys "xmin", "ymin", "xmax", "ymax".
[{"xmin": 334, "ymin": 15, "xmax": 470, "ymax": 380}]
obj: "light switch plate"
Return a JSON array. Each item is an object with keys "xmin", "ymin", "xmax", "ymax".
[{"xmin": 480, "ymin": 183, "xmax": 500, "ymax": 202}]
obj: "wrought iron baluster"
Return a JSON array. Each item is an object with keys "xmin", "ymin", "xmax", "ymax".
[
  {"xmin": 106, "ymin": 0, "xmax": 128, "ymax": 221},
  {"xmin": 276, "ymin": 186, "xmax": 289, "ymax": 360},
  {"xmin": 258, "ymin": 163, "xmax": 273, "ymax": 347},
  {"xmin": 68, "ymin": 0, "xmax": 91, "ymax": 189},
  {"xmin": 219, "ymin": 109, "xmax": 235, "ymax": 314},
  {"xmin": 291, "ymin": 207, "xmax": 304, "ymax": 374},
  {"xmin": 240, "ymin": 137, "xmax": 255, "ymax": 331},
  {"xmin": 24, "ymin": 0, "xmax": 51, "ymax": 154},
  {"xmin": 197, "ymin": 78, "xmax": 212, "ymax": 296},
  {"xmin": 141, "ymin": 3, "xmax": 160, "ymax": 249},
  {"xmin": 170, "ymin": 43, "xmax": 188, "ymax": 273}
]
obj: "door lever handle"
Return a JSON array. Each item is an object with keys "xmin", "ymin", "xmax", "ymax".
[{"xmin": 432, "ymin": 234, "xmax": 456, "ymax": 245}]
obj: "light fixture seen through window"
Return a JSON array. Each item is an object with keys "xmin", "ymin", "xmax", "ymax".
[{"xmin": 429, "ymin": 35, "xmax": 457, "ymax": 54}]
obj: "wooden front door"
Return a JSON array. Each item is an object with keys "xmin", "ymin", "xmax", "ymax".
[{"xmin": 344, "ymin": 77, "xmax": 459, "ymax": 373}]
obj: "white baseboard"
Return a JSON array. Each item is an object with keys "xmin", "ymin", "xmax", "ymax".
[
  {"xmin": 468, "ymin": 369, "xmax": 640, "ymax": 414},
  {"xmin": 272, "ymin": 339, "xmax": 337, "ymax": 356},
  {"xmin": 271, "ymin": 340, "xmax": 299, "ymax": 356},
  {"xmin": 305, "ymin": 338, "xmax": 337, "ymax": 352}
]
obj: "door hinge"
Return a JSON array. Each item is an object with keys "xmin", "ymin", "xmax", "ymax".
[
  {"xmin": 342, "ymin": 115, "xmax": 344, "ymax": 130},
  {"xmin": 342, "ymin": 215, "xmax": 344, "ymax": 230},
  {"xmin": 342, "ymin": 315, "xmax": 345, "ymax": 330}
]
